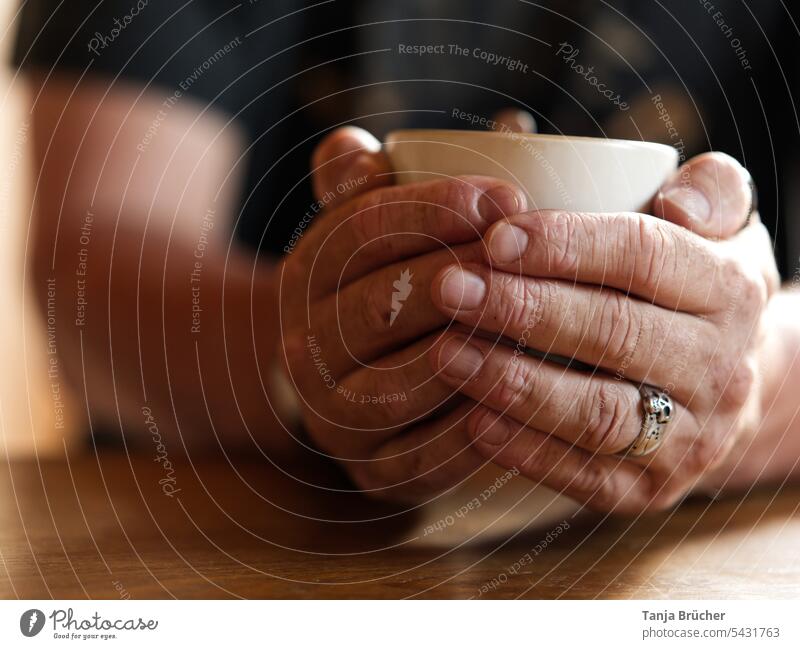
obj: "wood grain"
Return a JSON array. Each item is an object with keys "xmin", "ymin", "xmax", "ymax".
[{"xmin": 1, "ymin": 450, "xmax": 799, "ymax": 599}]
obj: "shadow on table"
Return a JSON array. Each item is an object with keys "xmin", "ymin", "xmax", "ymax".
[{"xmin": 3, "ymin": 448, "xmax": 798, "ymax": 598}]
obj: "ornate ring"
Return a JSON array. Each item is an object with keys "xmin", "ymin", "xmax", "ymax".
[{"xmin": 622, "ymin": 385, "xmax": 674, "ymax": 457}]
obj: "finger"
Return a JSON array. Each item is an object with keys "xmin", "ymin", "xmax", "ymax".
[
  {"xmin": 347, "ymin": 402, "xmax": 486, "ymax": 504},
  {"xmin": 294, "ymin": 175, "xmax": 526, "ymax": 296},
  {"xmin": 491, "ymin": 108, "xmax": 537, "ymax": 133},
  {"xmin": 429, "ymin": 332, "xmax": 650, "ymax": 454},
  {"xmin": 430, "ymin": 264, "xmax": 716, "ymax": 403},
  {"xmin": 311, "ymin": 126, "xmax": 392, "ymax": 208},
  {"xmin": 653, "ymin": 152, "xmax": 753, "ymax": 239},
  {"xmin": 465, "ymin": 406, "xmax": 657, "ymax": 514},
  {"xmin": 482, "ymin": 210, "xmax": 727, "ymax": 314},
  {"xmin": 296, "ymin": 243, "xmax": 483, "ymax": 378},
  {"xmin": 293, "ymin": 335, "xmax": 460, "ymax": 457}
]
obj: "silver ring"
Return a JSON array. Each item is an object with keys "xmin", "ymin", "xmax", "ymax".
[{"xmin": 622, "ymin": 385, "xmax": 673, "ymax": 457}]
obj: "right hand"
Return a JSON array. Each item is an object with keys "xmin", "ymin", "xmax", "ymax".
[{"xmin": 278, "ymin": 127, "xmax": 526, "ymax": 503}]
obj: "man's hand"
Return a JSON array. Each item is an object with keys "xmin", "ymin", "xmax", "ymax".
[
  {"xmin": 426, "ymin": 153, "xmax": 781, "ymax": 513},
  {"xmin": 279, "ymin": 127, "xmax": 527, "ymax": 502}
]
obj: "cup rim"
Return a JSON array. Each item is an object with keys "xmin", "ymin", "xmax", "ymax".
[{"xmin": 385, "ymin": 128, "xmax": 676, "ymax": 157}]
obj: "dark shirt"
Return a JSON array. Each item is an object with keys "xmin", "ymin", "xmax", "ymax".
[{"xmin": 13, "ymin": 0, "xmax": 800, "ymax": 275}]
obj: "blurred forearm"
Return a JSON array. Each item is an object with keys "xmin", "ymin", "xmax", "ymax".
[
  {"xmin": 31, "ymin": 217, "xmax": 295, "ymax": 454},
  {"xmin": 28, "ymin": 75, "xmax": 296, "ymax": 455}
]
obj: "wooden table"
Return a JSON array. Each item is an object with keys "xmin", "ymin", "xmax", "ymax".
[{"xmin": 2, "ymin": 449, "xmax": 799, "ymax": 599}]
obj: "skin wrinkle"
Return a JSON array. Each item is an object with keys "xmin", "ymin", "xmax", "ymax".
[{"xmin": 611, "ymin": 302, "xmax": 643, "ymax": 383}]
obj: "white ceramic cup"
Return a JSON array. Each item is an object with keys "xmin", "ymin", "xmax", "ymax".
[
  {"xmin": 385, "ymin": 129, "xmax": 678, "ymax": 213},
  {"xmin": 384, "ymin": 130, "xmax": 679, "ymax": 543}
]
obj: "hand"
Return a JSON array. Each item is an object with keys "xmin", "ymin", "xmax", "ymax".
[
  {"xmin": 279, "ymin": 127, "xmax": 527, "ymax": 502},
  {"xmin": 427, "ymin": 153, "xmax": 780, "ymax": 513}
]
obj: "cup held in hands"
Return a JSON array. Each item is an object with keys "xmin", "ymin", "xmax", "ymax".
[{"xmin": 385, "ymin": 129, "xmax": 678, "ymax": 213}]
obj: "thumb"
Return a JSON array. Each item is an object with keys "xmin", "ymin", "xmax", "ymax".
[
  {"xmin": 653, "ymin": 152, "xmax": 754, "ymax": 239},
  {"xmin": 310, "ymin": 126, "xmax": 392, "ymax": 210}
]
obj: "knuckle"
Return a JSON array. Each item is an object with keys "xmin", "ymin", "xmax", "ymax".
[
  {"xmin": 707, "ymin": 356, "xmax": 733, "ymax": 404},
  {"xmin": 437, "ymin": 177, "xmax": 479, "ymax": 216},
  {"xmin": 632, "ymin": 216, "xmax": 672, "ymax": 292},
  {"xmin": 571, "ymin": 461, "xmax": 610, "ymax": 503},
  {"xmin": 379, "ymin": 388, "xmax": 412, "ymax": 423},
  {"xmin": 592, "ymin": 290, "xmax": 640, "ymax": 369},
  {"xmin": 718, "ymin": 258, "xmax": 766, "ymax": 319},
  {"xmin": 359, "ymin": 274, "xmax": 391, "ymax": 333},
  {"xmin": 412, "ymin": 178, "xmax": 477, "ymax": 233},
  {"xmin": 687, "ymin": 432, "xmax": 728, "ymax": 476},
  {"xmin": 420, "ymin": 178, "xmax": 482, "ymax": 238},
  {"xmin": 728, "ymin": 359, "xmax": 758, "ymax": 407},
  {"xmin": 585, "ymin": 483, "xmax": 620, "ymax": 514},
  {"xmin": 350, "ymin": 178, "xmax": 479, "ymax": 255},
  {"xmin": 351, "ymin": 191, "xmax": 396, "ymax": 253},
  {"xmin": 528, "ymin": 279, "xmax": 560, "ymax": 331},
  {"xmin": 492, "ymin": 355, "xmax": 536, "ymax": 412},
  {"xmin": 741, "ymin": 273, "xmax": 768, "ymax": 317},
  {"xmin": 582, "ymin": 382, "xmax": 635, "ymax": 453},
  {"xmin": 405, "ymin": 453, "xmax": 440, "ymax": 494},
  {"xmin": 712, "ymin": 356, "xmax": 757, "ymax": 410},
  {"xmin": 720, "ymin": 256, "xmax": 748, "ymax": 292},
  {"xmin": 540, "ymin": 211, "xmax": 582, "ymax": 275},
  {"xmin": 519, "ymin": 441, "xmax": 563, "ymax": 481},
  {"xmin": 495, "ymin": 275, "xmax": 540, "ymax": 333},
  {"xmin": 467, "ymin": 407, "xmax": 495, "ymax": 441}
]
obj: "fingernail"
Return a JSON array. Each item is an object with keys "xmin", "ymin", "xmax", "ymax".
[
  {"xmin": 478, "ymin": 185, "xmax": 522, "ymax": 223},
  {"xmin": 474, "ymin": 410, "xmax": 510, "ymax": 445},
  {"xmin": 438, "ymin": 338, "xmax": 483, "ymax": 380},
  {"xmin": 660, "ymin": 185, "xmax": 711, "ymax": 223},
  {"xmin": 439, "ymin": 267, "xmax": 486, "ymax": 310},
  {"xmin": 488, "ymin": 222, "xmax": 529, "ymax": 263}
]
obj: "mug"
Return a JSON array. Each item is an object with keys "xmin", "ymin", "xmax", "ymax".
[{"xmin": 385, "ymin": 128, "xmax": 678, "ymax": 213}]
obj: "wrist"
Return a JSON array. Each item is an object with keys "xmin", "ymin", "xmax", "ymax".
[{"xmin": 695, "ymin": 289, "xmax": 800, "ymax": 496}]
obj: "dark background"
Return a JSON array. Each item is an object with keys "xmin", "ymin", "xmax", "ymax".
[{"xmin": 14, "ymin": 0, "xmax": 800, "ymax": 274}]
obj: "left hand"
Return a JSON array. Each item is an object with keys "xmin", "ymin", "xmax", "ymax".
[{"xmin": 427, "ymin": 154, "xmax": 781, "ymax": 513}]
